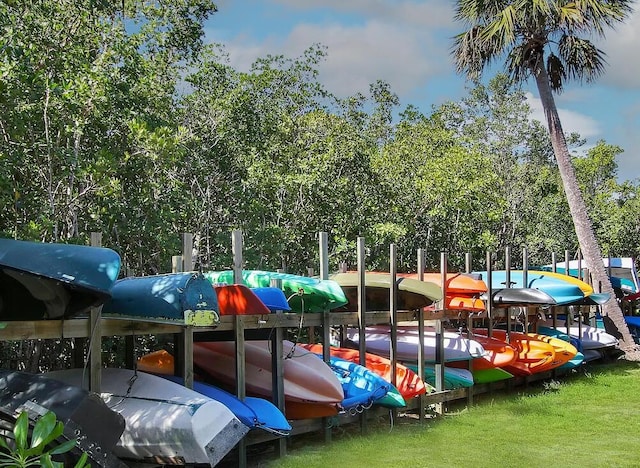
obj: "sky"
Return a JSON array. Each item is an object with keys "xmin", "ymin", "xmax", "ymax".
[{"xmin": 203, "ymin": 0, "xmax": 640, "ymax": 183}]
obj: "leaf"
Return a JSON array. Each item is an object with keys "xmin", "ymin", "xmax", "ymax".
[
  {"xmin": 49, "ymin": 438, "xmax": 77, "ymax": 455},
  {"xmin": 13, "ymin": 412, "xmax": 29, "ymax": 452},
  {"xmin": 73, "ymin": 452, "xmax": 89, "ymax": 468},
  {"xmin": 30, "ymin": 411, "xmax": 56, "ymax": 450}
]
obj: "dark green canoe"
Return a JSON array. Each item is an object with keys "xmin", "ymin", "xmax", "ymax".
[{"xmin": 0, "ymin": 238, "xmax": 121, "ymax": 320}]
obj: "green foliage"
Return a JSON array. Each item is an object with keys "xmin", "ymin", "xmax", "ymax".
[{"xmin": 0, "ymin": 411, "xmax": 88, "ymax": 468}]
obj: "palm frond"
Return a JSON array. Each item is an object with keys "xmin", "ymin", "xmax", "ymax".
[
  {"xmin": 506, "ymin": 45, "xmax": 533, "ymax": 84},
  {"xmin": 546, "ymin": 53, "xmax": 566, "ymax": 91},
  {"xmin": 558, "ymin": 34, "xmax": 607, "ymax": 82}
]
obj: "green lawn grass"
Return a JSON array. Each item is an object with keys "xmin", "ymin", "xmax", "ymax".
[{"xmin": 265, "ymin": 360, "xmax": 640, "ymax": 468}]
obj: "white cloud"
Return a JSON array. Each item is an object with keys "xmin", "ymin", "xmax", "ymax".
[
  {"xmin": 289, "ymin": 21, "xmax": 448, "ymax": 97},
  {"xmin": 212, "ymin": 3, "xmax": 455, "ymax": 99},
  {"xmin": 595, "ymin": 6, "xmax": 640, "ymax": 90}
]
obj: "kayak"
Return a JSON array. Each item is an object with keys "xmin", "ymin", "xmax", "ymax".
[
  {"xmin": 204, "ymin": 269, "xmax": 347, "ymax": 312},
  {"xmin": 330, "ymin": 272, "xmax": 442, "ymax": 311}
]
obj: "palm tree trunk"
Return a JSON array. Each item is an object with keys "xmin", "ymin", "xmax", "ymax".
[{"xmin": 533, "ymin": 62, "xmax": 636, "ymax": 352}]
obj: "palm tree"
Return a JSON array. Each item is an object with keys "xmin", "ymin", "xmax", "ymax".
[{"xmin": 452, "ymin": 0, "xmax": 636, "ymax": 351}]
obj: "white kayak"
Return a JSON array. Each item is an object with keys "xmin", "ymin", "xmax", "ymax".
[
  {"xmin": 47, "ymin": 368, "xmax": 249, "ymax": 466},
  {"xmin": 538, "ymin": 321, "xmax": 619, "ymax": 350},
  {"xmin": 345, "ymin": 325, "xmax": 486, "ymax": 363}
]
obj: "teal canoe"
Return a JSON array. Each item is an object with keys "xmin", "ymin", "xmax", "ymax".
[
  {"xmin": 406, "ymin": 364, "xmax": 475, "ymax": 389},
  {"xmin": 0, "ymin": 238, "xmax": 121, "ymax": 320},
  {"xmin": 204, "ymin": 270, "xmax": 348, "ymax": 313},
  {"xmin": 102, "ymin": 272, "xmax": 220, "ymax": 326}
]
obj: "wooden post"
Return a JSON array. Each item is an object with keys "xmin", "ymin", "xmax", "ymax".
[
  {"xmin": 231, "ymin": 230, "xmax": 247, "ymax": 467},
  {"xmin": 434, "ymin": 251, "xmax": 447, "ymax": 415},
  {"xmin": 389, "ymin": 244, "xmax": 398, "ymax": 422},
  {"xmin": 486, "ymin": 251, "xmax": 493, "ymax": 337},
  {"xmin": 465, "ymin": 252, "xmax": 473, "ymax": 407},
  {"xmin": 271, "ymin": 268, "xmax": 286, "ymax": 458},
  {"xmin": 89, "ymin": 232, "xmax": 103, "ymax": 393},
  {"xmin": 505, "ymin": 247, "xmax": 512, "ymax": 341},
  {"xmin": 357, "ymin": 237, "xmax": 367, "ymax": 433},
  {"xmin": 182, "ymin": 233, "xmax": 193, "ymax": 272},
  {"xmin": 417, "ymin": 248, "xmax": 426, "ymax": 422},
  {"xmin": 172, "ymin": 256, "xmax": 183, "ymax": 273},
  {"xmin": 307, "ymin": 267, "xmax": 316, "ymax": 344},
  {"xmin": 318, "ymin": 232, "xmax": 332, "ymax": 443}
]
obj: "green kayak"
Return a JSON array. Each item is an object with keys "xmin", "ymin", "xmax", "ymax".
[{"xmin": 204, "ymin": 270, "xmax": 348, "ymax": 313}]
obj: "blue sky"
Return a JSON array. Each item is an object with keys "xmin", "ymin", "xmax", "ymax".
[{"xmin": 203, "ymin": 0, "xmax": 640, "ymax": 182}]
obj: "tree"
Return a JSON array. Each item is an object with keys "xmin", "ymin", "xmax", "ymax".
[{"xmin": 452, "ymin": 0, "xmax": 636, "ymax": 350}]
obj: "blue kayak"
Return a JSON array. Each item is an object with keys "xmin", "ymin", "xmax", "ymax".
[
  {"xmin": 0, "ymin": 238, "xmax": 121, "ymax": 320},
  {"xmin": 102, "ymin": 272, "xmax": 220, "ymax": 326},
  {"xmin": 251, "ymin": 287, "xmax": 292, "ymax": 312},
  {"xmin": 318, "ymin": 354, "xmax": 403, "ymax": 411},
  {"xmin": 158, "ymin": 374, "xmax": 291, "ymax": 436}
]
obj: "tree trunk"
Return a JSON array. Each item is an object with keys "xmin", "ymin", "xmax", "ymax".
[{"xmin": 533, "ymin": 63, "xmax": 636, "ymax": 352}]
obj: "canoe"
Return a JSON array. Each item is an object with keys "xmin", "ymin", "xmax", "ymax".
[
  {"xmin": 472, "ymin": 329, "xmax": 556, "ymax": 376},
  {"xmin": 204, "ymin": 270, "xmax": 347, "ymax": 312},
  {"xmin": 0, "ymin": 238, "xmax": 121, "ymax": 320},
  {"xmin": 193, "ymin": 340, "xmax": 344, "ymax": 409},
  {"xmin": 320, "ymin": 354, "xmax": 404, "ymax": 410},
  {"xmin": 401, "ymin": 272, "xmax": 488, "ymax": 296},
  {"xmin": 0, "ymin": 370, "xmax": 126, "ymax": 468},
  {"xmin": 214, "ymin": 284, "xmax": 271, "ymax": 315},
  {"xmin": 330, "ymin": 272, "xmax": 443, "ymax": 311},
  {"xmin": 474, "ymin": 270, "xmax": 586, "ymax": 305},
  {"xmin": 47, "ymin": 368, "xmax": 248, "ymax": 466},
  {"xmin": 297, "ymin": 343, "xmax": 428, "ymax": 400},
  {"xmin": 345, "ymin": 325, "xmax": 486, "ymax": 363},
  {"xmin": 156, "ymin": 374, "xmax": 291, "ymax": 436},
  {"xmin": 102, "ymin": 272, "xmax": 220, "ymax": 326},
  {"xmin": 405, "ymin": 364, "xmax": 475, "ymax": 389}
]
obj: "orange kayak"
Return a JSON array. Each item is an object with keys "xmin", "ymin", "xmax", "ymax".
[
  {"xmin": 285, "ymin": 401, "xmax": 339, "ymax": 420},
  {"xmin": 448, "ymin": 333, "xmax": 517, "ymax": 371},
  {"xmin": 401, "ymin": 272, "xmax": 488, "ymax": 296},
  {"xmin": 298, "ymin": 343, "xmax": 428, "ymax": 400},
  {"xmin": 527, "ymin": 332, "xmax": 579, "ymax": 372},
  {"xmin": 427, "ymin": 295, "xmax": 486, "ymax": 312},
  {"xmin": 214, "ymin": 284, "xmax": 271, "ymax": 315},
  {"xmin": 473, "ymin": 329, "xmax": 556, "ymax": 376}
]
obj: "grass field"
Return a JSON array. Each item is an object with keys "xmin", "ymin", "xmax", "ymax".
[{"xmin": 261, "ymin": 359, "xmax": 640, "ymax": 468}]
